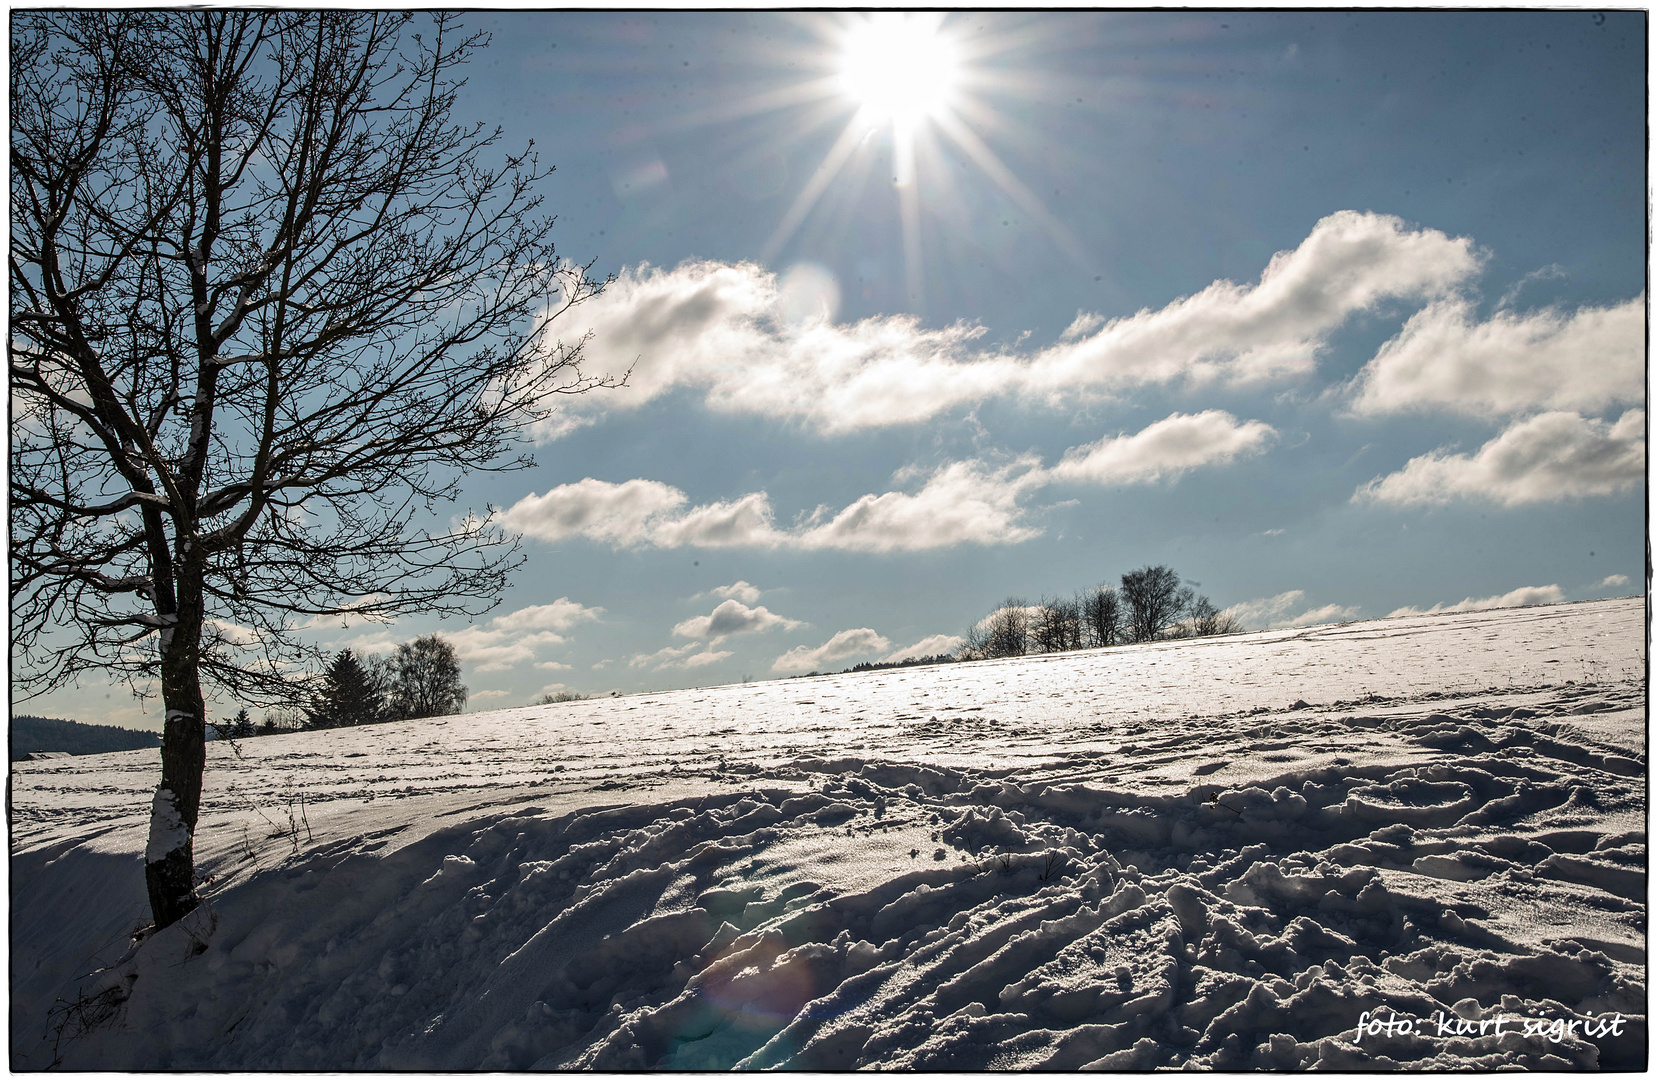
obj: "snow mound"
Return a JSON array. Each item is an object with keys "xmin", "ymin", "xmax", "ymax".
[{"xmin": 9, "ymin": 598, "xmax": 1646, "ymax": 1069}]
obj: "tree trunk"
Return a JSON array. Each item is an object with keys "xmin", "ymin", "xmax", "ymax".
[{"xmin": 146, "ymin": 590, "xmax": 207, "ymax": 929}]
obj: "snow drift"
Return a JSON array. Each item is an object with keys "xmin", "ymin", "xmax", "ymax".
[{"xmin": 9, "ymin": 598, "xmax": 1646, "ymax": 1069}]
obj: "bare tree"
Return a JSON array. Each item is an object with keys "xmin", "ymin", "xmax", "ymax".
[
  {"xmin": 1079, "ymin": 584, "xmax": 1123, "ymax": 648},
  {"xmin": 989, "ymin": 599, "xmax": 1032, "ymax": 658},
  {"xmin": 1186, "ymin": 595, "xmax": 1243, "ymax": 637},
  {"xmin": 10, "ymin": 12, "xmax": 612, "ymax": 928},
  {"xmin": 965, "ymin": 598, "xmax": 1031, "ymax": 659},
  {"xmin": 1119, "ymin": 565, "xmax": 1189, "ymax": 642},
  {"xmin": 1032, "ymin": 594, "xmax": 1082, "ymax": 654},
  {"xmin": 1163, "ymin": 585, "xmax": 1199, "ymax": 638}
]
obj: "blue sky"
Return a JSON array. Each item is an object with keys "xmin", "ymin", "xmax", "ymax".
[{"xmin": 45, "ymin": 11, "xmax": 1647, "ymax": 725}]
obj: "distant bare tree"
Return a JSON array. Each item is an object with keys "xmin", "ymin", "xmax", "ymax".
[
  {"xmin": 1186, "ymin": 595, "xmax": 1243, "ymax": 637},
  {"xmin": 10, "ymin": 12, "xmax": 612, "ymax": 929},
  {"xmin": 1120, "ymin": 565, "xmax": 1189, "ymax": 642},
  {"xmin": 1079, "ymin": 584, "xmax": 1124, "ymax": 648},
  {"xmin": 988, "ymin": 599, "xmax": 1032, "ymax": 658},
  {"xmin": 1163, "ymin": 585, "xmax": 1199, "ymax": 638},
  {"xmin": 1032, "ymin": 594, "xmax": 1082, "ymax": 653},
  {"xmin": 965, "ymin": 598, "xmax": 1032, "ymax": 659}
]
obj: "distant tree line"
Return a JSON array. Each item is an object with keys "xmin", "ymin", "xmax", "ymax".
[
  {"xmin": 787, "ymin": 564, "xmax": 1242, "ymax": 679},
  {"xmin": 10, "ymin": 715, "xmax": 161, "ymax": 760},
  {"xmin": 835, "ymin": 654, "xmax": 959, "ymax": 677},
  {"xmin": 14, "ymin": 636, "xmax": 469, "ymax": 753},
  {"xmin": 961, "ymin": 565, "xmax": 1241, "ymax": 661}
]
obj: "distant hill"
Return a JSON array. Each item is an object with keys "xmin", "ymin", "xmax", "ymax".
[{"xmin": 10, "ymin": 715, "xmax": 161, "ymax": 761}]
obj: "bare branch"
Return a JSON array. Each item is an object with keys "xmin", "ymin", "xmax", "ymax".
[{"xmin": 10, "ymin": 11, "xmax": 614, "ymax": 928}]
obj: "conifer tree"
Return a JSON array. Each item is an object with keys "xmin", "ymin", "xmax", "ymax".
[{"xmin": 306, "ymin": 649, "xmax": 383, "ymax": 729}]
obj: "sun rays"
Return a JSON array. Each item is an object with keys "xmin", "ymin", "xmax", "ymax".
[{"xmin": 749, "ymin": 13, "xmax": 1092, "ymax": 311}]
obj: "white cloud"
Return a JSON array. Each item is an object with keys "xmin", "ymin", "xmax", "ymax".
[
  {"xmin": 1349, "ymin": 296, "xmax": 1644, "ymax": 417},
  {"xmin": 337, "ymin": 630, "xmax": 398, "ymax": 655},
  {"xmin": 203, "ymin": 619, "xmax": 261, "ymax": 649},
  {"xmin": 1220, "ymin": 591, "xmax": 1300, "ymax": 629},
  {"xmin": 796, "ymin": 457, "xmax": 1043, "ymax": 553},
  {"xmin": 885, "ymin": 634, "xmax": 966, "ymax": 662},
  {"xmin": 648, "ymin": 492, "xmax": 785, "ymax": 549},
  {"xmin": 299, "ymin": 593, "xmax": 395, "ymax": 630},
  {"xmin": 1029, "ymin": 210, "xmax": 1480, "ymax": 391},
  {"xmin": 537, "ymin": 211, "xmax": 1479, "ymax": 437},
  {"xmin": 1596, "ymin": 574, "xmax": 1631, "ymax": 590},
  {"xmin": 471, "ymin": 689, "xmax": 511, "ymax": 700},
  {"xmin": 506, "ymin": 410, "xmax": 1272, "ymax": 555},
  {"xmin": 1355, "ymin": 410, "xmax": 1645, "ymax": 507},
  {"xmin": 629, "ymin": 641, "xmax": 734, "ymax": 671},
  {"xmin": 1388, "ymin": 584, "xmax": 1565, "ymax": 618},
  {"xmin": 1059, "ymin": 311, "xmax": 1106, "ymax": 341},
  {"xmin": 1280, "ymin": 603, "xmax": 1361, "ymax": 628},
  {"xmin": 672, "ymin": 599, "xmax": 804, "ymax": 639},
  {"xmin": 433, "ymin": 599, "xmax": 605, "ymax": 673},
  {"xmin": 1045, "ymin": 410, "xmax": 1275, "ymax": 486},
  {"xmin": 487, "ymin": 598, "xmax": 604, "ymax": 634},
  {"xmin": 533, "ymin": 660, "xmax": 573, "ymax": 671},
  {"xmin": 1221, "ymin": 590, "xmax": 1358, "ymax": 630},
  {"xmin": 696, "ymin": 580, "xmax": 764, "ymax": 604},
  {"xmin": 535, "ymin": 259, "xmax": 999, "ymax": 437},
  {"xmin": 969, "ymin": 605, "xmax": 1047, "ymax": 635},
  {"xmin": 498, "ymin": 478, "xmax": 689, "ymax": 546},
  {"xmin": 502, "ymin": 459, "xmax": 1039, "ymax": 553},
  {"xmin": 1497, "ymin": 263, "xmax": 1567, "ymax": 309},
  {"xmin": 772, "ymin": 628, "xmax": 892, "ymax": 673},
  {"xmin": 449, "ymin": 628, "xmax": 571, "ymax": 673}
]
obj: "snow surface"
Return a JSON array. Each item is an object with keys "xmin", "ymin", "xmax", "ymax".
[{"xmin": 9, "ymin": 597, "xmax": 1647, "ymax": 1069}]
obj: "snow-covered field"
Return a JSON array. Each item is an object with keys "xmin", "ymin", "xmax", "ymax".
[{"xmin": 10, "ymin": 597, "xmax": 1647, "ymax": 1069}]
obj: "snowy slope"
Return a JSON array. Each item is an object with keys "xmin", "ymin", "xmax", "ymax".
[{"xmin": 9, "ymin": 597, "xmax": 1646, "ymax": 1069}]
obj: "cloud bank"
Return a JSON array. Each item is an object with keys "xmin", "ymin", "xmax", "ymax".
[
  {"xmin": 772, "ymin": 628, "xmax": 892, "ymax": 673},
  {"xmin": 1355, "ymin": 410, "xmax": 1644, "ymax": 507},
  {"xmin": 695, "ymin": 581, "xmax": 764, "ymax": 604},
  {"xmin": 1387, "ymin": 584, "xmax": 1565, "ymax": 618},
  {"xmin": 885, "ymin": 634, "xmax": 967, "ymax": 662},
  {"xmin": 540, "ymin": 211, "xmax": 1480, "ymax": 437},
  {"xmin": 1046, "ymin": 411, "xmax": 1276, "ymax": 486},
  {"xmin": 672, "ymin": 599, "xmax": 804, "ymax": 640},
  {"xmin": 1220, "ymin": 591, "xmax": 1360, "ymax": 631},
  {"xmin": 505, "ymin": 411, "xmax": 1275, "ymax": 553},
  {"xmin": 629, "ymin": 642, "xmax": 734, "ymax": 671},
  {"xmin": 1348, "ymin": 297, "xmax": 1644, "ymax": 418},
  {"xmin": 447, "ymin": 598, "xmax": 605, "ymax": 672}
]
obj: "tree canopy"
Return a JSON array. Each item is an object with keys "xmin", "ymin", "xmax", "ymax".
[{"xmin": 10, "ymin": 11, "xmax": 609, "ymax": 928}]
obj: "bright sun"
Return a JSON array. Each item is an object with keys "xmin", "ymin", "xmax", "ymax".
[
  {"xmin": 837, "ymin": 13, "xmax": 961, "ymax": 126},
  {"xmin": 762, "ymin": 13, "xmax": 1087, "ymax": 308}
]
